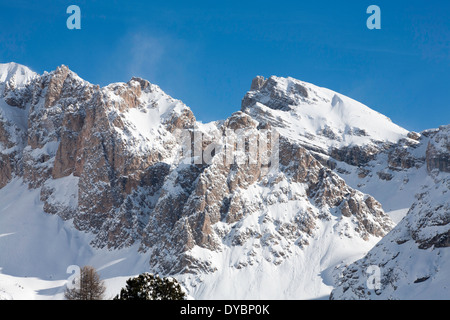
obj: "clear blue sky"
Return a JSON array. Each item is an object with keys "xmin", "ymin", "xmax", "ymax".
[{"xmin": 1, "ymin": 0, "xmax": 449, "ymax": 131}]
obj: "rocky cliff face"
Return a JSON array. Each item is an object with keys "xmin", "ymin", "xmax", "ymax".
[
  {"xmin": 425, "ymin": 125, "xmax": 450, "ymax": 174},
  {"xmin": 239, "ymin": 75, "xmax": 449, "ymax": 299},
  {"xmin": 0, "ymin": 64, "xmax": 393, "ymax": 275},
  {"xmin": 0, "ymin": 63, "xmax": 448, "ymax": 299},
  {"xmin": 1, "ymin": 63, "xmax": 196, "ymax": 245},
  {"xmin": 330, "ymin": 173, "xmax": 449, "ymax": 300},
  {"xmin": 330, "ymin": 125, "xmax": 450, "ymax": 299}
]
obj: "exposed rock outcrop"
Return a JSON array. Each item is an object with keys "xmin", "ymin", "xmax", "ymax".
[
  {"xmin": 426, "ymin": 125, "xmax": 450, "ymax": 173},
  {"xmin": 330, "ymin": 174, "xmax": 450, "ymax": 300}
]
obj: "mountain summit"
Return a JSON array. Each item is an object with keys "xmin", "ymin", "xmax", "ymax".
[
  {"xmin": 0, "ymin": 62, "xmax": 37, "ymax": 87},
  {"xmin": 242, "ymin": 75, "xmax": 409, "ymax": 148}
]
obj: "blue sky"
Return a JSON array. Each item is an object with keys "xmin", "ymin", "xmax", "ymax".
[{"xmin": 0, "ymin": 0, "xmax": 449, "ymax": 131}]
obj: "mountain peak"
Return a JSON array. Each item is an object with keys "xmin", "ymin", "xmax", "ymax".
[
  {"xmin": 0, "ymin": 62, "xmax": 37, "ymax": 88},
  {"xmin": 250, "ymin": 75, "xmax": 267, "ymax": 91},
  {"xmin": 242, "ymin": 74, "xmax": 409, "ymax": 151}
]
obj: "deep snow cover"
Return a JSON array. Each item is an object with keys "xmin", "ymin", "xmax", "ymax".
[
  {"xmin": 331, "ymin": 173, "xmax": 450, "ymax": 300},
  {"xmin": 0, "ymin": 63, "xmax": 448, "ymax": 300}
]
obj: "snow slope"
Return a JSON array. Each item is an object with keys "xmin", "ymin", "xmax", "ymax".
[
  {"xmin": 181, "ymin": 219, "xmax": 377, "ymax": 300},
  {"xmin": 0, "ymin": 62, "xmax": 37, "ymax": 89},
  {"xmin": 331, "ymin": 173, "xmax": 450, "ymax": 300},
  {"xmin": 242, "ymin": 76, "xmax": 409, "ymax": 151},
  {"xmin": 0, "ymin": 178, "xmax": 151, "ymax": 300},
  {"xmin": 0, "ymin": 177, "xmax": 379, "ymax": 300}
]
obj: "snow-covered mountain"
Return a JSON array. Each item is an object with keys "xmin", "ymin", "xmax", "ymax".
[
  {"xmin": 0, "ymin": 63, "xmax": 448, "ymax": 300},
  {"xmin": 242, "ymin": 75, "xmax": 449, "ymax": 299},
  {"xmin": 243, "ymin": 75, "xmax": 409, "ymax": 150},
  {"xmin": 242, "ymin": 76, "xmax": 422, "ymax": 218},
  {"xmin": 330, "ymin": 126, "xmax": 449, "ymax": 300}
]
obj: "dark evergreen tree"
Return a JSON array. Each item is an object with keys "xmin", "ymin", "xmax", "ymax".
[{"xmin": 114, "ymin": 273, "xmax": 186, "ymax": 300}]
